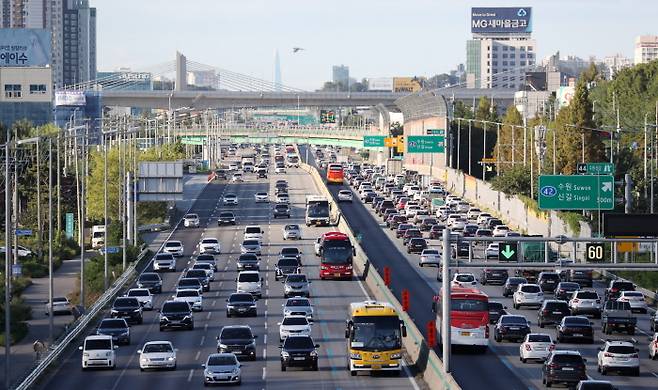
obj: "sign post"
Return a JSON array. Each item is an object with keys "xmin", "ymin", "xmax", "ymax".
[
  {"xmin": 407, "ymin": 135, "xmax": 445, "ymax": 153},
  {"xmin": 538, "ymin": 175, "xmax": 614, "ymax": 210}
]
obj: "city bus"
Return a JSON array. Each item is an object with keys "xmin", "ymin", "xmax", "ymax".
[
  {"xmin": 345, "ymin": 301, "xmax": 407, "ymax": 376},
  {"xmin": 326, "ymin": 163, "xmax": 344, "ymax": 185},
  {"xmin": 316, "ymin": 232, "xmax": 355, "ymax": 280},
  {"xmin": 433, "ymin": 287, "xmax": 489, "ymax": 352},
  {"xmin": 305, "ymin": 195, "xmax": 331, "ymax": 226}
]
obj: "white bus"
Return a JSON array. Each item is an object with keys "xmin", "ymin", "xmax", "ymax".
[{"xmin": 305, "ymin": 195, "xmax": 331, "ymax": 226}]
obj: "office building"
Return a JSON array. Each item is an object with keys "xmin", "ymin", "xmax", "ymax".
[
  {"xmin": 332, "ymin": 64, "xmax": 349, "ymax": 88},
  {"xmin": 603, "ymin": 54, "xmax": 632, "ymax": 79},
  {"xmin": 634, "ymin": 35, "xmax": 658, "ymax": 65},
  {"xmin": 0, "ymin": 66, "xmax": 52, "ymax": 127},
  {"xmin": 466, "ymin": 7, "xmax": 536, "ymax": 89},
  {"xmin": 59, "ymin": 0, "xmax": 96, "ymax": 87}
]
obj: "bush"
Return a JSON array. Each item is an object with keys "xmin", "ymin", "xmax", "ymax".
[
  {"xmin": 490, "ymin": 165, "xmax": 532, "ymax": 196},
  {"xmin": 19, "ymin": 260, "xmax": 48, "ymax": 278},
  {"xmin": 557, "ymin": 212, "xmax": 583, "ymax": 236},
  {"xmin": 0, "ymin": 297, "xmax": 32, "ymax": 346}
]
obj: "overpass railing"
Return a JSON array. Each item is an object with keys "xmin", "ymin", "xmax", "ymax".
[{"xmin": 173, "ymin": 124, "xmax": 383, "ymax": 140}]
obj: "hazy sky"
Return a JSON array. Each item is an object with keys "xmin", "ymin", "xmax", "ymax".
[{"xmin": 95, "ymin": 0, "xmax": 656, "ymax": 90}]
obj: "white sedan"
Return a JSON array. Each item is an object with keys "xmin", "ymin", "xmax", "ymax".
[
  {"xmin": 519, "ymin": 333, "xmax": 555, "ymax": 363},
  {"xmin": 278, "ymin": 315, "xmax": 311, "ymax": 342},
  {"xmin": 254, "ymin": 192, "xmax": 269, "ymax": 203},
  {"xmin": 485, "ymin": 243, "xmax": 499, "ymax": 259},
  {"xmin": 231, "ymin": 173, "xmax": 243, "ymax": 182},
  {"xmin": 617, "ymin": 291, "xmax": 648, "ymax": 313},
  {"xmin": 125, "ymin": 288, "xmax": 153, "ymax": 310},
  {"xmin": 173, "ymin": 289, "xmax": 203, "ymax": 311},
  {"xmin": 138, "ymin": 341, "xmax": 177, "ymax": 371},
  {"xmin": 451, "ymin": 273, "xmax": 478, "ymax": 288},
  {"xmin": 199, "ymin": 238, "xmax": 221, "ymax": 254},
  {"xmin": 419, "ymin": 249, "xmax": 441, "ymax": 267},
  {"xmin": 337, "ymin": 190, "xmax": 353, "ymax": 202},
  {"xmin": 45, "ymin": 296, "xmax": 73, "ymax": 315}
]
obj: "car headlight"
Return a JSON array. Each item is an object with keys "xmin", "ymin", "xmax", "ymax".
[
  {"xmin": 219, "ymin": 343, "xmax": 228, "ymax": 349},
  {"xmin": 350, "ymin": 352, "xmax": 362, "ymax": 359},
  {"xmin": 133, "ymin": 309, "xmax": 141, "ymax": 313},
  {"xmin": 232, "ymin": 367, "xmax": 240, "ymax": 375},
  {"xmin": 183, "ymin": 315, "xmax": 191, "ymax": 320},
  {"xmin": 160, "ymin": 316, "xmax": 168, "ymax": 321},
  {"xmin": 83, "ymin": 352, "xmax": 89, "ymax": 357},
  {"xmin": 106, "ymin": 351, "xmax": 112, "ymax": 357},
  {"xmin": 167, "ymin": 356, "xmax": 175, "ymax": 361},
  {"xmin": 310, "ymin": 350, "xmax": 318, "ymax": 357},
  {"xmin": 281, "ymin": 351, "xmax": 289, "ymax": 358},
  {"xmin": 110, "ymin": 309, "xmax": 118, "ymax": 314},
  {"xmin": 390, "ymin": 352, "xmax": 401, "ymax": 359}
]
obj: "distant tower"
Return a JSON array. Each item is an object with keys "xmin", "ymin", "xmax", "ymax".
[{"xmin": 274, "ymin": 49, "xmax": 282, "ymax": 91}]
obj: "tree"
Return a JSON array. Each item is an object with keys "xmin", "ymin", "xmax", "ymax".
[
  {"xmin": 493, "ymin": 105, "xmax": 523, "ymax": 173},
  {"xmin": 475, "ymin": 96, "xmax": 499, "ymax": 123},
  {"xmin": 390, "ymin": 122, "xmax": 403, "ymax": 137}
]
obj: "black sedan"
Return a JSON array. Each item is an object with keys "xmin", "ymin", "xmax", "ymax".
[
  {"xmin": 273, "ymin": 204, "xmax": 291, "ymax": 218},
  {"xmin": 217, "ymin": 211, "xmax": 236, "ymax": 225},
  {"xmin": 488, "ymin": 301, "xmax": 507, "ymax": 325},
  {"xmin": 554, "ymin": 282, "xmax": 580, "ymax": 301},
  {"xmin": 493, "ymin": 315, "xmax": 531, "ymax": 342},
  {"xmin": 280, "ymin": 335, "xmax": 319, "ymax": 371},
  {"xmin": 502, "ymin": 277, "xmax": 528, "ymax": 298},
  {"xmin": 226, "ymin": 293, "xmax": 257, "ymax": 317},
  {"xmin": 481, "ymin": 269, "xmax": 509, "ymax": 286},
  {"xmin": 406, "ymin": 238, "xmax": 428, "ymax": 254},
  {"xmin": 557, "ymin": 316, "xmax": 594, "ymax": 343}
]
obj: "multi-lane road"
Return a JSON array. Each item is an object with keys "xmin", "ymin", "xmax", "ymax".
[
  {"xmin": 301, "ymin": 145, "xmax": 658, "ymax": 390},
  {"xmin": 37, "ymin": 152, "xmax": 419, "ymax": 390}
]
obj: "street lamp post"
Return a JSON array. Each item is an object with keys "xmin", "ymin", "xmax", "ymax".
[{"xmin": 4, "ymin": 128, "xmax": 11, "ymax": 390}]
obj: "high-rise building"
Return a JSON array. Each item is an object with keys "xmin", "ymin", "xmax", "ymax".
[
  {"xmin": 466, "ymin": 7, "xmax": 535, "ymax": 89},
  {"xmin": 603, "ymin": 54, "xmax": 632, "ymax": 79},
  {"xmin": 274, "ymin": 49, "xmax": 282, "ymax": 91},
  {"xmin": 59, "ymin": 0, "xmax": 96, "ymax": 87},
  {"xmin": 634, "ymin": 35, "xmax": 658, "ymax": 65},
  {"xmin": 332, "ymin": 64, "xmax": 349, "ymax": 88}
]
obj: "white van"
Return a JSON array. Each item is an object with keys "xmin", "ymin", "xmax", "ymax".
[
  {"xmin": 243, "ymin": 226, "xmax": 264, "ymax": 241},
  {"xmin": 80, "ymin": 335, "xmax": 117, "ymax": 370},
  {"xmin": 236, "ymin": 271, "xmax": 263, "ymax": 299},
  {"xmin": 91, "ymin": 225, "xmax": 105, "ymax": 249}
]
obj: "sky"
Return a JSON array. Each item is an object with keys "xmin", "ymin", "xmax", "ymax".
[{"xmin": 95, "ymin": 0, "xmax": 656, "ymax": 90}]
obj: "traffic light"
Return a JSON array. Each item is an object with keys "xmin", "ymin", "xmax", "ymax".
[
  {"xmin": 401, "ymin": 289, "xmax": 410, "ymax": 312},
  {"xmin": 383, "ymin": 266, "xmax": 391, "ymax": 286}
]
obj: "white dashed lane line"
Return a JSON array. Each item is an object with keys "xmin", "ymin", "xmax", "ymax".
[{"xmin": 187, "ymin": 369, "xmax": 194, "ymax": 382}]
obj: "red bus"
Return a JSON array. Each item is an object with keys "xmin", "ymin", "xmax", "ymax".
[
  {"xmin": 326, "ymin": 163, "xmax": 344, "ymax": 185},
  {"xmin": 315, "ymin": 232, "xmax": 354, "ymax": 279},
  {"xmin": 433, "ymin": 287, "xmax": 489, "ymax": 352}
]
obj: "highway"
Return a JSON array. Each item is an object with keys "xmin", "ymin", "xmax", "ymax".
[
  {"xmin": 300, "ymin": 145, "xmax": 658, "ymax": 390},
  {"xmin": 36, "ymin": 150, "xmax": 418, "ymax": 390}
]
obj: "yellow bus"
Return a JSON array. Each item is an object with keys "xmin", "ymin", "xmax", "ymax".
[{"xmin": 345, "ymin": 301, "xmax": 407, "ymax": 376}]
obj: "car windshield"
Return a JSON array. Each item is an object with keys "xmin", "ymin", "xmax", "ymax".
[
  {"xmin": 489, "ymin": 302, "xmax": 503, "ymax": 310},
  {"xmin": 286, "ymin": 275, "xmax": 307, "ymax": 283},
  {"xmin": 423, "ymin": 250, "xmax": 439, "ymax": 255},
  {"xmin": 455, "ymin": 275, "xmax": 474, "ymax": 282},
  {"xmin": 452, "ymin": 299, "xmax": 488, "ymax": 311},
  {"xmin": 185, "ymin": 214, "xmax": 198, "ymax": 219},
  {"xmin": 521, "ymin": 285, "xmax": 541, "ymax": 293},
  {"xmin": 179, "ymin": 279, "xmax": 200, "ymax": 287},
  {"xmin": 143, "ymin": 343, "xmax": 173, "ymax": 353},
  {"xmin": 409, "ymin": 238, "xmax": 425, "ymax": 245},
  {"xmin": 197, "ymin": 255, "xmax": 215, "ymax": 261},
  {"xmin": 128, "ymin": 290, "xmax": 148, "ymax": 297},
  {"xmin": 281, "ymin": 248, "xmax": 299, "ymax": 256},
  {"xmin": 221, "ymin": 328, "xmax": 252, "ymax": 339},
  {"xmin": 528, "ymin": 334, "xmax": 552, "ymax": 343},
  {"xmin": 202, "ymin": 239, "xmax": 217, "ymax": 244},
  {"xmin": 114, "ymin": 298, "xmax": 138, "ymax": 307},
  {"xmin": 623, "ymin": 292, "xmax": 643, "ymax": 297},
  {"xmin": 220, "ymin": 212, "xmax": 234, "ymax": 218},
  {"xmin": 541, "ymin": 273, "xmax": 560, "ymax": 280},
  {"xmin": 564, "ymin": 317, "xmax": 590, "ymax": 326},
  {"xmin": 186, "ymin": 270, "xmax": 206, "ymax": 278},
  {"xmin": 99, "ymin": 319, "xmax": 126, "ymax": 329},
  {"xmin": 286, "ymin": 299, "xmax": 310, "ymax": 307},
  {"xmin": 613, "ymin": 282, "xmax": 634, "ymax": 290},
  {"xmin": 284, "ymin": 336, "xmax": 315, "ymax": 349},
  {"xmin": 239, "ymin": 254, "xmax": 258, "ymax": 262},
  {"xmin": 229, "ymin": 294, "xmax": 253, "ymax": 303},
  {"xmin": 193, "ymin": 264, "xmax": 211, "ymax": 270},
  {"xmin": 607, "ymin": 345, "xmax": 636, "ymax": 354},
  {"xmin": 177, "ymin": 290, "xmax": 199, "ymax": 297},
  {"xmin": 576, "ymin": 291, "xmax": 599, "ymax": 299},
  {"xmin": 553, "ymin": 354, "xmax": 583, "ymax": 364},
  {"xmin": 85, "ymin": 339, "xmax": 112, "ymax": 350},
  {"xmin": 245, "ymin": 227, "xmax": 261, "ymax": 234},
  {"xmin": 208, "ymin": 355, "xmax": 237, "ymax": 366},
  {"xmin": 282, "ymin": 317, "xmax": 308, "ymax": 326},
  {"xmin": 140, "ymin": 274, "xmax": 160, "ymax": 281},
  {"xmin": 559, "ymin": 283, "xmax": 580, "ymax": 290},
  {"xmin": 278, "ymin": 258, "xmax": 298, "ymax": 267},
  {"xmin": 155, "ymin": 253, "xmax": 173, "ymax": 259},
  {"xmin": 165, "ymin": 242, "xmax": 180, "ymax": 248},
  {"xmin": 501, "ymin": 316, "xmax": 527, "ymax": 325},
  {"xmin": 238, "ymin": 273, "xmax": 260, "ymax": 282},
  {"xmin": 351, "ymin": 316, "xmax": 401, "ymax": 351},
  {"xmin": 243, "ymin": 240, "xmax": 259, "ymax": 246},
  {"xmin": 53, "ymin": 297, "xmax": 68, "ymax": 303},
  {"xmin": 322, "ymin": 240, "xmax": 352, "ymax": 264},
  {"xmin": 284, "ymin": 225, "xmax": 299, "ymax": 231}
]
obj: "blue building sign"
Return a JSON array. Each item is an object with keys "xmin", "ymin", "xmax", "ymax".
[{"xmin": 471, "ymin": 7, "xmax": 532, "ymax": 34}]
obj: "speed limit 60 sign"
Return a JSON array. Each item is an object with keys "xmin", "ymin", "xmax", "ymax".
[{"xmin": 585, "ymin": 243, "xmax": 605, "ymax": 261}]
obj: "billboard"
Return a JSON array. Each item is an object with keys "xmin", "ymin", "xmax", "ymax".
[
  {"xmin": 0, "ymin": 29, "xmax": 51, "ymax": 67},
  {"xmin": 471, "ymin": 7, "xmax": 532, "ymax": 34},
  {"xmin": 54, "ymin": 91, "xmax": 86, "ymax": 106},
  {"xmin": 393, "ymin": 77, "xmax": 421, "ymax": 93},
  {"xmin": 368, "ymin": 77, "xmax": 394, "ymax": 92}
]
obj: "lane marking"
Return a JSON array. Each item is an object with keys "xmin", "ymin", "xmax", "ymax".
[
  {"xmin": 263, "ymin": 348, "xmax": 267, "ymax": 360},
  {"xmin": 204, "ymin": 323, "xmax": 208, "ymax": 332},
  {"xmin": 200, "ymin": 335, "xmax": 205, "ymax": 345},
  {"xmin": 195, "ymin": 351, "xmax": 200, "ymax": 361},
  {"xmin": 206, "ymin": 311, "xmax": 212, "ymax": 319},
  {"xmin": 262, "ymin": 367, "xmax": 266, "ymax": 380},
  {"xmin": 187, "ymin": 368, "xmax": 194, "ymax": 382},
  {"xmin": 263, "ymin": 334, "xmax": 267, "ymax": 344}
]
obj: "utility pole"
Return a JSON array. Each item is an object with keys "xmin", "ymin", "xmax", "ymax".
[
  {"xmin": 79, "ymin": 126, "xmax": 87, "ymax": 312},
  {"xmin": 36, "ymin": 133, "xmax": 41, "ymax": 261},
  {"xmin": 56, "ymin": 133, "xmax": 61, "ymax": 233},
  {"xmin": 482, "ymin": 122, "xmax": 487, "ymax": 180},
  {"xmin": 48, "ymin": 138, "xmax": 54, "ymax": 344},
  {"xmin": 456, "ymin": 119, "xmax": 461, "ymax": 171},
  {"xmin": 4, "ymin": 128, "xmax": 12, "ymax": 390},
  {"xmin": 468, "ymin": 120, "xmax": 472, "ymax": 176},
  {"xmin": 103, "ymin": 134, "xmax": 108, "ymax": 290},
  {"xmin": 441, "ymin": 228, "xmax": 451, "ymax": 373}
]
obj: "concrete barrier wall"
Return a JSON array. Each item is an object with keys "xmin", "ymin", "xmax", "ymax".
[{"xmin": 299, "ymin": 162, "xmax": 461, "ymax": 390}]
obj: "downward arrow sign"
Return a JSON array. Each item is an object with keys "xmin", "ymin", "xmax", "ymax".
[{"xmin": 501, "ymin": 245, "xmax": 515, "ymax": 259}]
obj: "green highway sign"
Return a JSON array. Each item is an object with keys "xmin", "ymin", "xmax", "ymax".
[
  {"xmin": 498, "ymin": 243, "xmax": 518, "ymax": 262},
  {"xmin": 362, "ymin": 135, "xmax": 386, "ymax": 148},
  {"xmin": 577, "ymin": 162, "xmax": 614, "ymax": 175},
  {"xmin": 65, "ymin": 213, "xmax": 74, "ymax": 239},
  {"xmin": 407, "ymin": 135, "xmax": 445, "ymax": 153},
  {"xmin": 538, "ymin": 175, "xmax": 614, "ymax": 210},
  {"xmin": 426, "ymin": 129, "xmax": 445, "ymax": 136}
]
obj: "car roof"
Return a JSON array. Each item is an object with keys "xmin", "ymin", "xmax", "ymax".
[
  {"xmin": 603, "ymin": 340, "xmax": 634, "ymax": 346},
  {"xmin": 143, "ymin": 340, "xmax": 173, "ymax": 346},
  {"xmin": 85, "ymin": 335, "xmax": 113, "ymax": 341}
]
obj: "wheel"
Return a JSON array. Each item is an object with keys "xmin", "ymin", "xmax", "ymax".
[
  {"xmin": 350, "ymin": 369, "xmax": 357, "ymax": 376},
  {"xmin": 628, "ymin": 328, "xmax": 635, "ymax": 335},
  {"xmin": 601, "ymin": 366, "xmax": 607, "ymax": 375},
  {"xmin": 495, "ymin": 333, "xmax": 502, "ymax": 342},
  {"xmin": 513, "ymin": 303, "xmax": 519, "ymax": 310},
  {"xmin": 313, "ymin": 363, "xmax": 319, "ymax": 371},
  {"xmin": 539, "ymin": 321, "xmax": 544, "ymax": 328},
  {"xmin": 634, "ymin": 368, "xmax": 640, "ymax": 377},
  {"xmin": 281, "ymin": 363, "xmax": 286, "ymax": 372},
  {"xmin": 159, "ymin": 326, "xmax": 165, "ymax": 331},
  {"xmin": 545, "ymin": 380, "xmax": 552, "ymax": 388},
  {"xmin": 226, "ymin": 311, "xmax": 231, "ymax": 318},
  {"xmin": 140, "ymin": 367, "xmax": 144, "ymax": 372}
]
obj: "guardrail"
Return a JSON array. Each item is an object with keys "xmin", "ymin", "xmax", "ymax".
[
  {"xmin": 12, "ymin": 248, "xmax": 150, "ymax": 390},
  {"xmin": 299, "ymin": 161, "xmax": 461, "ymax": 390}
]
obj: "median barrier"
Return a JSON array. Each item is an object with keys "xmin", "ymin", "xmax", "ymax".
[{"xmin": 300, "ymin": 160, "xmax": 461, "ymax": 390}]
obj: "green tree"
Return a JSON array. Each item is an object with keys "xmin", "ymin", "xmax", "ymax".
[
  {"xmin": 475, "ymin": 96, "xmax": 499, "ymax": 123},
  {"xmin": 494, "ymin": 105, "xmax": 523, "ymax": 173}
]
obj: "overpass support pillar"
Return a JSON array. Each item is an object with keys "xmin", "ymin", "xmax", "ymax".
[{"xmin": 175, "ymin": 51, "xmax": 188, "ymax": 92}]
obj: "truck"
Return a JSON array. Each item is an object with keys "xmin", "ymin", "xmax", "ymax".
[
  {"xmin": 305, "ymin": 196, "xmax": 331, "ymax": 226},
  {"xmin": 386, "ymin": 158, "xmax": 403, "ymax": 176},
  {"xmin": 91, "ymin": 225, "xmax": 106, "ymax": 249},
  {"xmin": 601, "ymin": 300, "xmax": 637, "ymax": 335},
  {"xmin": 286, "ymin": 154, "xmax": 300, "ymax": 168}
]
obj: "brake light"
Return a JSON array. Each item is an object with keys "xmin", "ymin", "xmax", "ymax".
[
  {"xmin": 604, "ymin": 353, "xmax": 614, "ymax": 357},
  {"xmin": 549, "ymin": 344, "xmax": 555, "ymax": 351},
  {"xmin": 610, "ymin": 288, "xmax": 618, "ymax": 292},
  {"xmin": 543, "ymin": 310, "xmax": 549, "ymax": 314},
  {"xmin": 485, "ymin": 326, "xmax": 489, "ymax": 338},
  {"xmin": 548, "ymin": 363, "xmax": 558, "ymax": 369}
]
